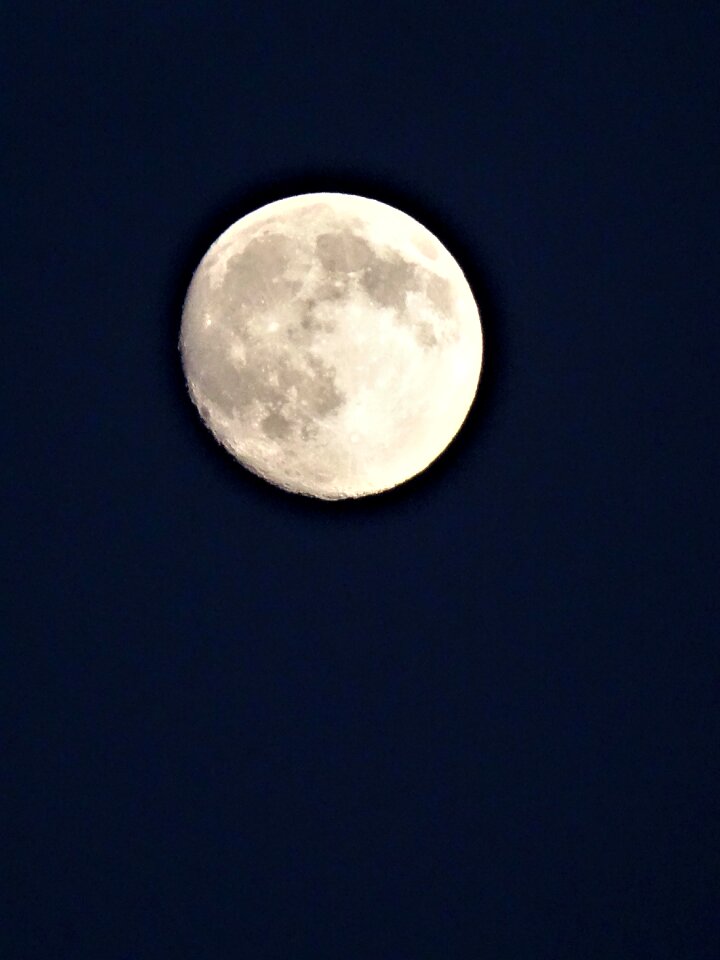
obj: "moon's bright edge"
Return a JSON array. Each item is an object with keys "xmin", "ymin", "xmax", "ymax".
[{"xmin": 179, "ymin": 192, "xmax": 483, "ymax": 499}]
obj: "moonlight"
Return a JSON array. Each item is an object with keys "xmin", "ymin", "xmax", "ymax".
[{"xmin": 179, "ymin": 193, "xmax": 483, "ymax": 499}]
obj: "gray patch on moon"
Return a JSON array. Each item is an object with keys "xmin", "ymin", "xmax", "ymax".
[
  {"xmin": 316, "ymin": 230, "xmax": 374, "ymax": 273},
  {"xmin": 361, "ymin": 251, "xmax": 419, "ymax": 308},
  {"xmin": 299, "ymin": 298, "xmax": 336, "ymax": 334},
  {"xmin": 393, "ymin": 309, "xmax": 439, "ymax": 350},
  {"xmin": 300, "ymin": 354, "xmax": 345, "ymax": 416},
  {"xmin": 425, "ymin": 274, "xmax": 453, "ymax": 314},
  {"xmin": 219, "ymin": 233, "xmax": 300, "ymax": 319},
  {"xmin": 414, "ymin": 321, "xmax": 439, "ymax": 348},
  {"xmin": 184, "ymin": 336, "xmax": 246, "ymax": 416},
  {"xmin": 260, "ymin": 409, "xmax": 292, "ymax": 439},
  {"xmin": 312, "ymin": 275, "xmax": 349, "ymax": 302},
  {"xmin": 388, "ymin": 267, "xmax": 455, "ymax": 350},
  {"xmin": 255, "ymin": 350, "xmax": 346, "ymax": 442}
]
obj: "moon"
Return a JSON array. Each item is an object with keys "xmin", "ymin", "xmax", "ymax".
[{"xmin": 179, "ymin": 193, "xmax": 483, "ymax": 499}]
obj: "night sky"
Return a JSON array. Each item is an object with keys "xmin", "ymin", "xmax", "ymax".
[{"xmin": 4, "ymin": 3, "xmax": 719, "ymax": 958}]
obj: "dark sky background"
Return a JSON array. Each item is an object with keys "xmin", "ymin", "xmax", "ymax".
[{"xmin": 3, "ymin": 3, "xmax": 719, "ymax": 958}]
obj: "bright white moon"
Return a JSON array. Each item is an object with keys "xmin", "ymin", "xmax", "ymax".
[{"xmin": 180, "ymin": 193, "xmax": 482, "ymax": 499}]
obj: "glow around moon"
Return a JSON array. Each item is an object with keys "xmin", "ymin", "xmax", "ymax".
[{"xmin": 179, "ymin": 193, "xmax": 483, "ymax": 499}]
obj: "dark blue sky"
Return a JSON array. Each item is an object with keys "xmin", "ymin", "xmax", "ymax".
[{"xmin": 4, "ymin": 3, "xmax": 719, "ymax": 958}]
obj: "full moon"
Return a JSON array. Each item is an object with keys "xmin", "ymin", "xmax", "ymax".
[{"xmin": 179, "ymin": 193, "xmax": 483, "ymax": 499}]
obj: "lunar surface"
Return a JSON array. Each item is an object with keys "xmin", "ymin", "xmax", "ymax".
[{"xmin": 179, "ymin": 193, "xmax": 482, "ymax": 499}]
